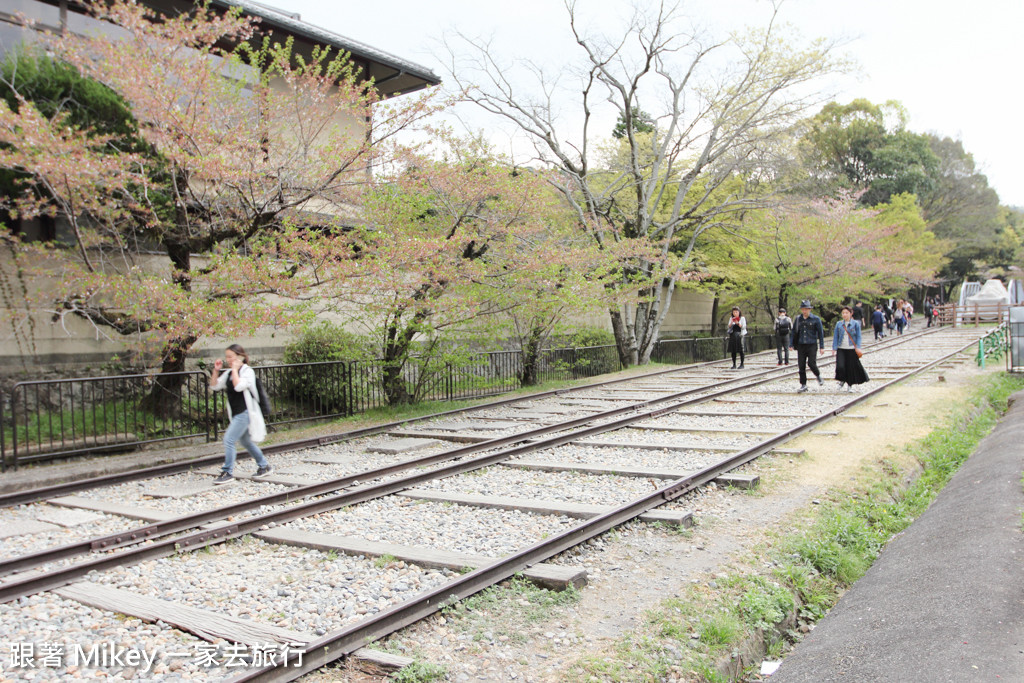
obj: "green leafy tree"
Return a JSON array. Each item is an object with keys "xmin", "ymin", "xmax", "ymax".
[
  {"xmin": 802, "ymin": 99, "xmax": 939, "ymax": 205},
  {"xmin": 448, "ymin": 2, "xmax": 847, "ymax": 365}
]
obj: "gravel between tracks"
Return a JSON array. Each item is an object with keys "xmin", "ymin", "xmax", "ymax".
[{"xmin": 0, "ymin": 331, "xmax": 986, "ymax": 682}]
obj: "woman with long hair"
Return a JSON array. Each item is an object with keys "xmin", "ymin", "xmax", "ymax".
[
  {"xmin": 727, "ymin": 307, "xmax": 747, "ymax": 369},
  {"xmin": 832, "ymin": 306, "xmax": 869, "ymax": 391},
  {"xmin": 209, "ymin": 344, "xmax": 272, "ymax": 485}
]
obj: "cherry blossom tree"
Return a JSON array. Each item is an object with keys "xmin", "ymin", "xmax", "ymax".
[
  {"xmin": 750, "ymin": 193, "xmax": 947, "ymax": 315},
  {"xmin": 0, "ymin": 0, "xmax": 438, "ymax": 413}
]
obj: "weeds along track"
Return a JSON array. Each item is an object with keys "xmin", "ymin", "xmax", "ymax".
[{"xmin": 0, "ymin": 327, "xmax": 989, "ymax": 681}]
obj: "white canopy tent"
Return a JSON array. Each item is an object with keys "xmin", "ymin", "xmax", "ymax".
[{"xmin": 961, "ymin": 279, "xmax": 1011, "ymax": 322}]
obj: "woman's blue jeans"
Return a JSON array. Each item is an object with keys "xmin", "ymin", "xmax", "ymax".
[{"xmin": 222, "ymin": 411, "xmax": 268, "ymax": 474}]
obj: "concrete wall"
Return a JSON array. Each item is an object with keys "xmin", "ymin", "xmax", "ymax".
[{"xmin": 0, "ymin": 265, "xmax": 724, "ymax": 375}]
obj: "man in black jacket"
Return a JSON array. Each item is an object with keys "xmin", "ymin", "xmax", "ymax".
[{"xmin": 790, "ymin": 299, "xmax": 825, "ymax": 392}]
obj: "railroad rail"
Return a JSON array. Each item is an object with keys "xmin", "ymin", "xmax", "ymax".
[{"xmin": 0, "ymin": 326, "xmax": 991, "ymax": 681}]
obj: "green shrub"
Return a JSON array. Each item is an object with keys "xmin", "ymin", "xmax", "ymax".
[
  {"xmin": 567, "ymin": 327, "xmax": 615, "ymax": 348},
  {"xmin": 283, "ymin": 321, "xmax": 374, "ymax": 364},
  {"xmin": 280, "ymin": 322, "xmax": 375, "ymax": 413}
]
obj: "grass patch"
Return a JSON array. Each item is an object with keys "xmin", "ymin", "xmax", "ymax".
[
  {"xmin": 374, "ymin": 553, "xmax": 398, "ymax": 569},
  {"xmin": 567, "ymin": 371, "xmax": 1024, "ymax": 682},
  {"xmin": 441, "ymin": 575, "xmax": 580, "ymax": 644},
  {"xmin": 389, "ymin": 660, "xmax": 447, "ymax": 682}
]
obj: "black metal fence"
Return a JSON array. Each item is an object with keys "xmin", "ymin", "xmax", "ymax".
[
  {"xmin": 1009, "ymin": 307, "xmax": 1024, "ymax": 372},
  {"xmin": 0, "ymin": 334, "xmax": 771, "ymax": 470}
]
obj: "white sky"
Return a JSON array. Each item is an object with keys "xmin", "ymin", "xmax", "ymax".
[{"xmin": 285, "ymin": 0, "xmax": 1024, "ymax": 207}]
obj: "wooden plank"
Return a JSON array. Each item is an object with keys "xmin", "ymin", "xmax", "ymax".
[
  {"xmin": 571, "ymin": 439, "xmax": 741, "ymax": 453},
  {"xmin": 504, "ymin": 459, "xmax": 691, "ymax": 480},
  {"xmin": 48, "ymin": 495, "xmax": 175, "ymax": 522},
  {"xmin": 256, "ymin": 528, "xmax": 587, "ymax": 591},
  {"xmin": 633, "ymin": 424, "xmax": 777, "ymax": 435},
  {"xmin": 715, "ymin": 474, "xmax": 760, "ymax": 490},
  {"xmin": 386, "ymin": 430, "xmax": 491, "ymax": 444},
  {"xmin": 366, "ymin": 438, "xmax": 442, "ymax": 454},
  {"xmin": 351, "ymin": 648, "xmax": 413, "ymax": 673},
  {"xmin": 397, "ymin": 489, "xmax": 692, "ymax": 527},
  {"xmin": 673, "ymin": 410, "xmax": 807, "ymax": 418},
  {"xmin": 194, "ymin": 465, "xmax": 317, "ymax": 486},
  {"xmin": 54, "ymin": 581, "xmax": 313, "ymax": 646}
]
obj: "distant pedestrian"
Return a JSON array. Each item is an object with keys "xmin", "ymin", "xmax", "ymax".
[
  {"xmin": 790, "ymin": 299, "xmax": 825, "ymax": 392},
  {"xmin": 904, "ymin": 300, "xmax": 913, "ymax": 330},
  {"xmin": 774, "ymin": 307, "xmax": 793, "ymax": 366},
  {"xmin": 832, "ymin": 306, "xmax": 869, "ymax": 391},
  {"xmin": 209, "ymin": 344, "xmax": 272, "ymax": 485},
  {"xmin": 728, "ymin": 307, "xmax": 747, "ymax": 369},
  {"xmin": 871, "ymin": 304, "xmax": 885, "ymax": 341},
  {"xmin": 883, "ymin": 301, "xmax": 894, "ymax": 335},
  {"xmin": 852, "ymin": 301, "xmax": 864, "ymax": 328},
  {"xmin": 924, "ymin": 297, "xmax": 934, "ymax": 327},
  {"xmin": 893, "ymin": 302, "xmax": 906, "ymax": 335}
]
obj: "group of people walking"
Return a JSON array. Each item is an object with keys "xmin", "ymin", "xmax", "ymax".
[
  {"xmin": 728, "ymin": 300, "xmax": 870, "ymax": 393},
  {"xmin": 771, "ymin": 300, "xmax": 869, "ymax": 393}
]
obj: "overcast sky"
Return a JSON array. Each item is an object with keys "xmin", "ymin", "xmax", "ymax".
[{"xmin": 285, "ymin": 0, "xmax": 1024, "ymax": 207}]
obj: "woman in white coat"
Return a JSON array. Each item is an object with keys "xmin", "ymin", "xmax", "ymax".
[{"xmin": 209, "ymin": 344, "xmax": 271, "ymax": 485}]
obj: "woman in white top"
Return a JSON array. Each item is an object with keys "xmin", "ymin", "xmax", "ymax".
[
  {"xmin": 727, "ymin": 307, "xmax": 747, "ymax": 369},
  {"xmin": 209, "ymin": 344, "xmax": 271, "ymax": 485}
]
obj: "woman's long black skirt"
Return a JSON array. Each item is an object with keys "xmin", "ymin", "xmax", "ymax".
[
  {"xmin": 835, "ymin": 348, "xmax": 869, "ymax": 385},
  {"xmin": 727, "ymin": 332, "xmax": 744, "ymax": 354}
]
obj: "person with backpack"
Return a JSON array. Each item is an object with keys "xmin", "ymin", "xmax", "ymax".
[
  {"xmin": 893, "ymin": 301, "xmax": 906, "ymax": 335},
  {"xmin": 209, "ymin": 343, "xmax": 272, "ymax": 484},
  {"xmin": 774, "ymin": 307, "xmax": 793, "ymax": 365}
]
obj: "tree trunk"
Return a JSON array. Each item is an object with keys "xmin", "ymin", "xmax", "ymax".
[
  {"xmin": 710, "ymin": 295, "xmax": 720, "ymax": 336},
  {"xmin": 777, "ymin": 284, "xmax": 789, "ymax": 315},
  {"xmin": 142, "ymin": 241, "xmax": 196, "ymax": 419},
  {"xmin": 518, "ymin": 327, "xmax": 545, "ymax": 387},
  {"xmin": 608, "ymin": 308, "xmax": 636, "ymax": 368},
  {"xmin": 381, "ymin": 311, "xmax": 428, "ymax": 406},
  {"xmin": 140, "ymin": 334, "xmax": 196, "ymax": 419}
]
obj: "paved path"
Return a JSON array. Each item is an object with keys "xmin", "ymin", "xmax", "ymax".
[{"xmin": 773, "ymin": 390, "xmax": 1024, "ymax": 682}]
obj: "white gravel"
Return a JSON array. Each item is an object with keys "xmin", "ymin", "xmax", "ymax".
[
  {"xmin": 0, "ymin": 506, "xmax": 126, "ymax": 561},
  {"xmin": 415, "ymin": 466, "xmax": 657, "ymax": 507},
  {"xmin": 289, "ymin": 498, "xmax": 575, "ymax": 558},
  {"xmin": 512, "ymin": 444, "xmax": 722, "ymax": 473},
  {"xmin": 74, "ymin": 473, "xmax": 292, "ymax": 516},
  {"xmin": 0, "ymin": 592, "xmax": 234, "ymax": 680},
  {"xmin": 88, "ymin": 537, "xmax": 459, "ymax": 638}
]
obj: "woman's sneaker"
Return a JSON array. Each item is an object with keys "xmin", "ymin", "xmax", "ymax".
[
  {"xmin": 213, "ymin": 472, "xmax": 234, "ymax": 485},
  {"xmin": 253, "ymin": 466, "xmax": 273, "ymax": 478}
]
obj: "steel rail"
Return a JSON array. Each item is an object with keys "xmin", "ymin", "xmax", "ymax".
[
  {"xmin": 0, "ymin": 353, "xmax": 812, "ymax": 587},
  {"xmin": 0, "ymin": 330, "xmax": 936, "ymax": 582},
  {"xmin": 0, "ymin": 349, "xmax": 775, "ymax": 508},
  {"xmin": 229, "ymin": 327, "xmax": 989, "ymax": 682},
  {"xmin": 0, "ymin": 326, "xmax": 949, "ymax": 603},
  {"xmin": 0, "ymin": 338, "xmax": 852, "ymax": 579}
]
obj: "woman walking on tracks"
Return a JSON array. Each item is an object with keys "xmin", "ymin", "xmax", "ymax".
[
  {"xmin": 728, "ymin": 307, "xmax": 747, "ymax": 369},
  {"xmin": 210, "ymin": 344, "xmax": 272, "ymax": 485},
  {"xmin": 832, "ymin": 306, "xmax": 869, "ymax": 392}
]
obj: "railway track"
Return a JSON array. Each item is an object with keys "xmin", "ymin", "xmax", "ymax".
[{"xmin": 0, "ymin": 326, "xmax": 991, "ymax": 681}]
